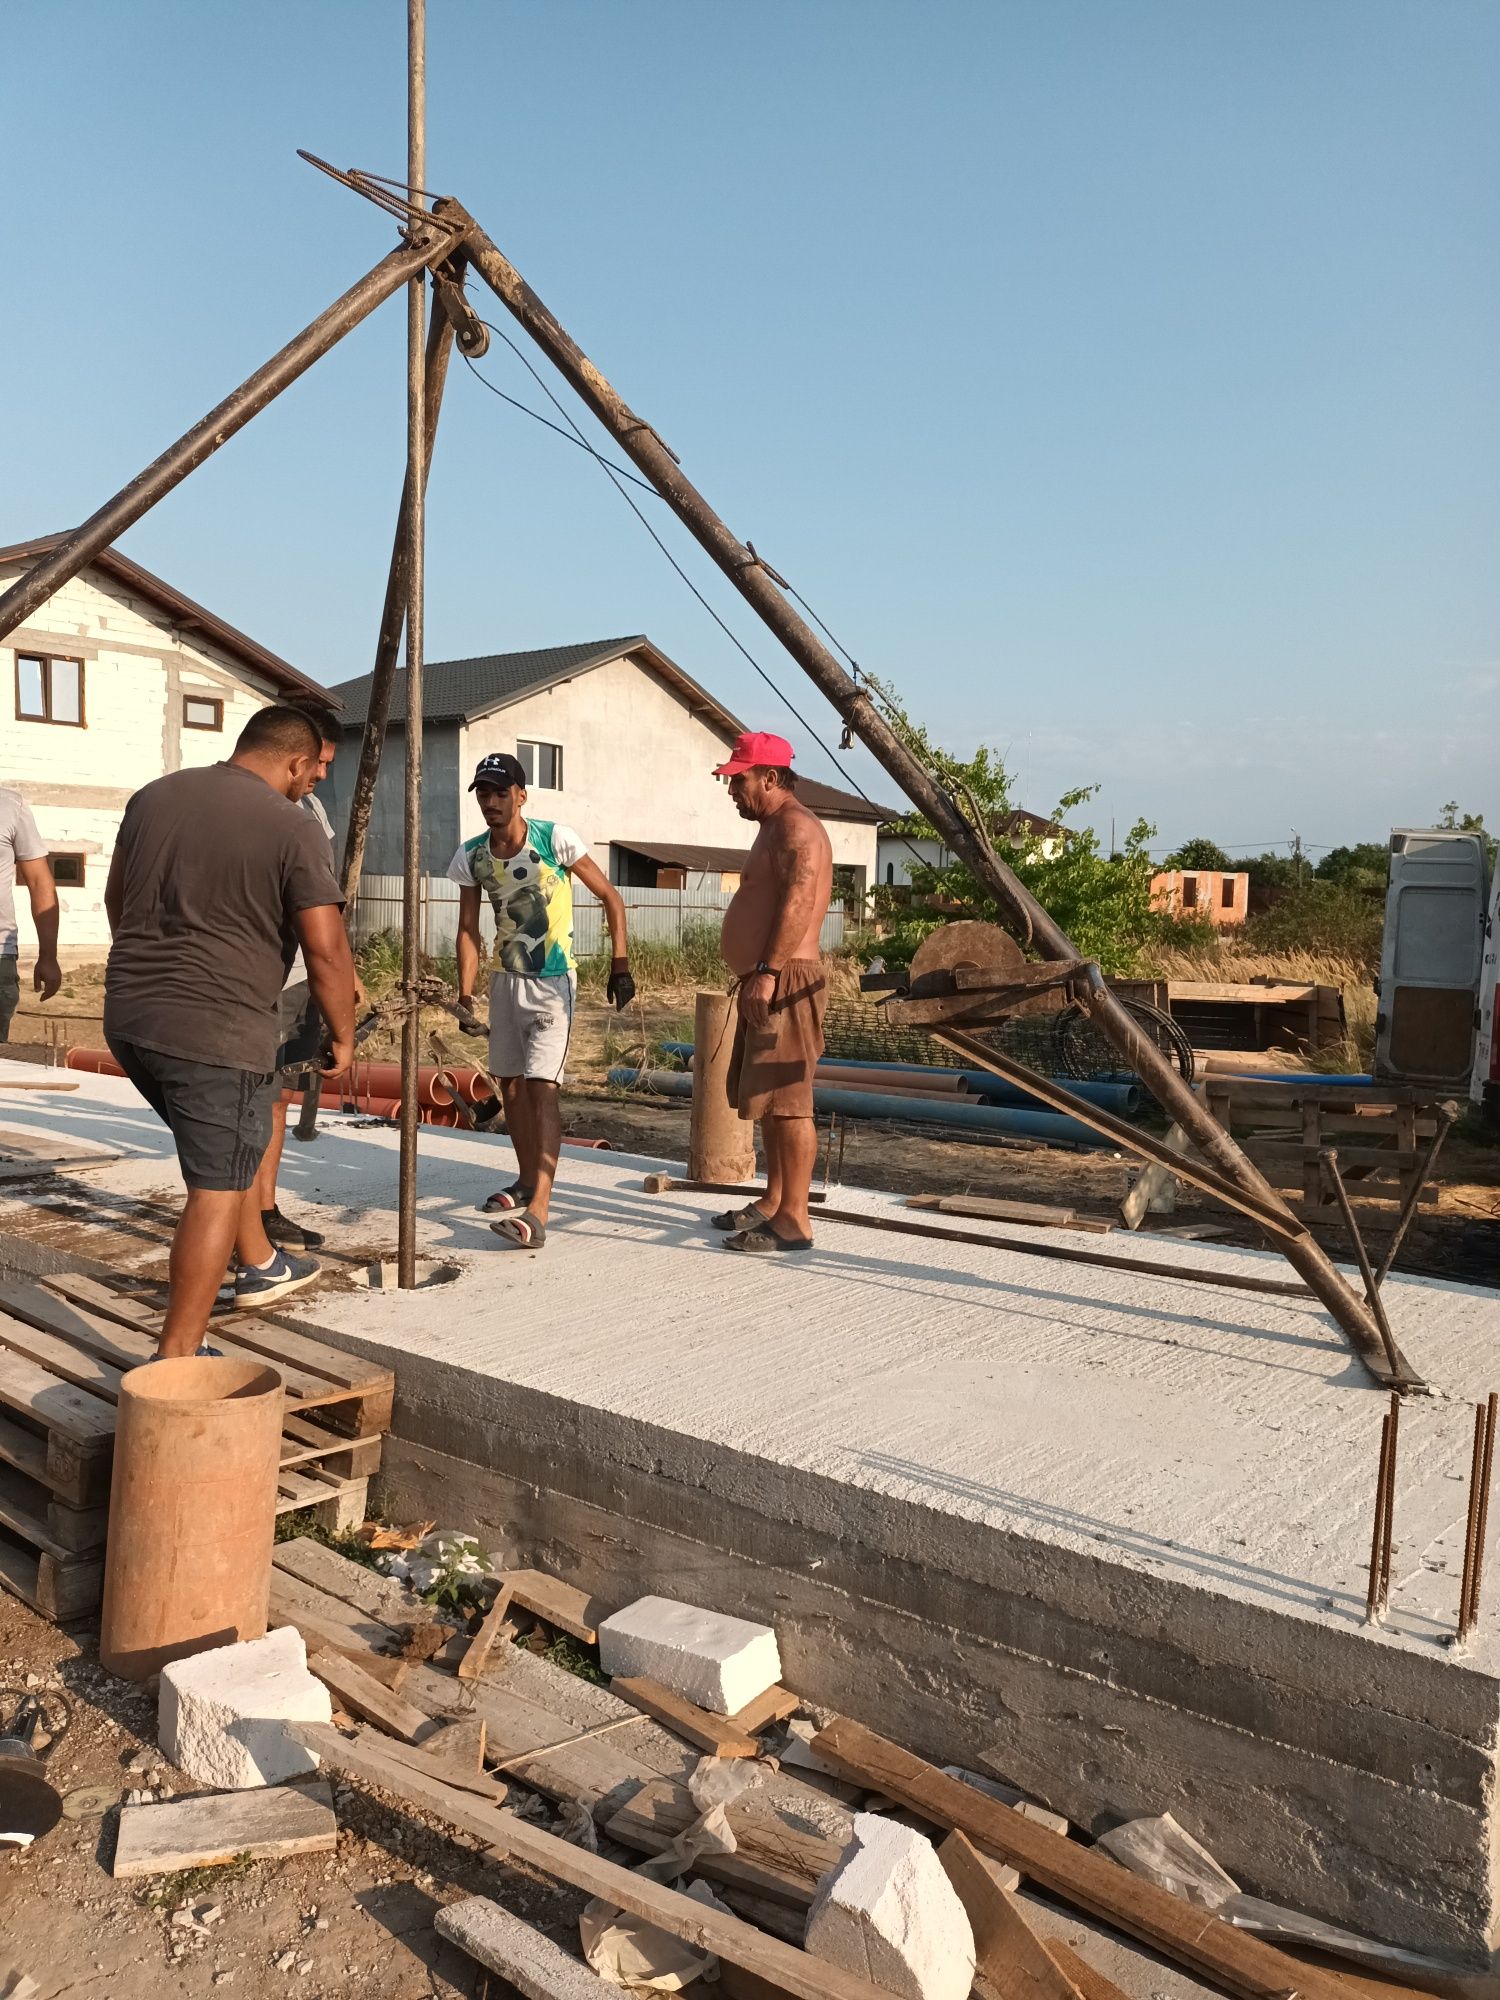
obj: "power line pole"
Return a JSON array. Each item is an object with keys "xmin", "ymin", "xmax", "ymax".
[{"xmin": 1291, "ymin": 829, "xmax": 1305, "ymax": 890}]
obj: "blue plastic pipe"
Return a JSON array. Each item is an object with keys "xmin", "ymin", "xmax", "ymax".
[
  {"xmin": 608, "ymin": 1067, "xmax": 1115, "ymax": 1149},
  {"xmin": 656, "ymin": 1044, "xmax": 1143, "ymax": 1117}
]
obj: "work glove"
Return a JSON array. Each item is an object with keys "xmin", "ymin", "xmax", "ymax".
[
  {"xmin": 452, "ymin": 996, "xmax": 488, "ymax": 1037},
  {"xmin": 607, "ymin": 964, "xmax": 636, "ymax": 1011}
]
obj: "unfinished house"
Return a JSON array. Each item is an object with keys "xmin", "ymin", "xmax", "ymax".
[{"xmin": 0, "ymin": 535, "xmax": 335, "ymax": 951}]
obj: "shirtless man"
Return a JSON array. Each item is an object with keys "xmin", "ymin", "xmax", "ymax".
[{"xmin": 713, "ymin": 732, "xmax": 833, "ymax": 1252}]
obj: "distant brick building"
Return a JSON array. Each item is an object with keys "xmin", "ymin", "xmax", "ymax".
[{"xmin": 1151, "ymin": 867, "xmax": 1249, "ymax": 926}]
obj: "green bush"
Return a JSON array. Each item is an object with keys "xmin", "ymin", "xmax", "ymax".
[{"xmin": 1241, "ymin": 883, "xmax": 1384, "ymax": 971}]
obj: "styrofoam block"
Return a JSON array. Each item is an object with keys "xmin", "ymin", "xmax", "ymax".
[
  {"xmin": 806, "ymin": 1812, "xmax": 975, "ymax": 2000},
  {"xmin": 159, "ymin": 1627, "xmax": 332, "ymax": 1791},
  {"xmin": 598, "ymin": 1595, "xmax": 780, "ymax": 1716}
]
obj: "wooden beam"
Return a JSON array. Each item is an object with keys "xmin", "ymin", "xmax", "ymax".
[
  {"xmin": 500, "ymin": 1568, "xmax": 606, "ymax": 1644},
  {"xmin": 612, "ymin": 1675, "xmax": 761, "ymax": 1759},
  {"xmin": 457, "ymin": 1580, "xmax": 515, "ymax": 1682},
  {"xmin": 298, "ymin": 1721, "xmax": 894, "ymax": 2000},
  {"xmin": 939, "ymin": 1832, "xmax": 1082, "ymax": 2000},
  {"xmin": 728, "ymin": 1685, "xmax": 801, "ymax": 1734},
  {"xmin": 811, "ymin": 1720, "xmax": 1353, "ymax": 2000},
  {"xmin": 112, "ymin": 1779, "xmax": 336, "ymax": 1878},
  {"xmin": 308, "ymin": 1648, "xmax": 432, "ymax": 1744}
]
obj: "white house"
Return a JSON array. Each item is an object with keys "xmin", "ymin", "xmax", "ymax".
[
  {"xmin": 324, "ymin": 638, "xmax": 896, "ymax": 946},
  {"xmin": 0, "ymin": 535, "xmax": 334, "ymax": 952}
]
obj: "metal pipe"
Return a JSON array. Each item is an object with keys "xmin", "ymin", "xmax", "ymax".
[
  {"xmin": 0, "ymin": 228, "xmax": 452, "ymax": 646},
  {"xmin": 1366, "ymin": 1407, "xmax": 1395, "ymax": 1623},
  {"xmin": 1321, "ymin": 1149, "xmax": 1409, "ymax": 1388},
  {"xmin": 1373, "ymin": 1101, "xmax": 1458, "ymax": 1290},
  {"xmin": 455, "ymin": 209, "xmax": 1397, "ymax": 1384},
  {"xmin": 397, "ymin": 0, "xmax": 427, "ymax": 1291}
]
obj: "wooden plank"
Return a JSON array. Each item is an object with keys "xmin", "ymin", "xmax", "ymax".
[
  {"xmin": 0, "ymin": 1527, "xmax": 102, "ymax": 1619},
  {"xmin": 0, "ymin": 1306, "xmax": 131, "ymax": 1399},
  {"xmin": 906, "ymin": 1196, "xmax": 1112, "ymax": 1234},
  {"xmin": 501, "ymin": 1567, "xmax": 606, "ymax": 1643},
  {"xmin": 43, "ymin": 1272, "xmax": 159, "ymax": 1331},
  {"xmin": 280, "ymin": 1412, "xmax": 382, "ymax": 1478},
  {"xmin": 0, "ymin": 1346, "xmax": 116, "ymax": 1452},
  {"xmin": 606, "ymin": 1777, "xmax": 844, "ymax": 1908},
  {"xmin": 0, "ymin": 1078, "xmax": 79, "ymax": 1090},
  {"xmin": 1043, "ymin": 1942, "xmax": 1130, "ymax": 2000},
  {"xmin": 0, "ymin": 1460, "xmax": 79, "ymax": 1561},
  {"xmin": 458, "ymin": 1581, "xmax": 516, "ymax": 1682},
  {"xmin": 297, "ymin": 1721, "xmax": 893, "ymax": 2000},
  {"xmin": 267, "ymin": 1567, "xmax": 412, "ymax": 1680},
  {"xmin": 351, "ymin": 1723, "xmax": 509, "ymax": 1804},
  {"xmin": 0, "ymin": 1406, "xmax": 49, "ymax": 1487},
  {"xmin": 727, "ymin": 1685, "xmax": 801, "ymax": 1734},
  {"xmin": 1163, "ymin": 982, "xmax": 1315, "ymax": 1005},
  {"xmin": 939, "ymin": 1831, "xmax": 1082, "ymax": 2000},
  {"xmin": 811, "ymin": 1719, "xmax": 1353, "ymax": 2000},
  {"xmin": 309, "ymin": 1648, "xmax": 433, "ymax": 1743},
  {"xmin": 112, "ymin": 1778, "xmax": 336, "ymax": 1878},
  {"xmin": 612, "ymin": 1676, "xmax": 761, "ymax": 1759}
]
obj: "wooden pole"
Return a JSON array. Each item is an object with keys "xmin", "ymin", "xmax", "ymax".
[
  {"xmin": 397, "ymin": 0, "xmax": 427, "ymax": 1290},
  {"xmin": 688, "ymin": 991, "xmax": 755, "ymax": 1185}
]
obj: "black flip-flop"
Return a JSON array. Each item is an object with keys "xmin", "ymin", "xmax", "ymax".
[
  {"xmin": 711, "ymin": 1202, "xmax": 771, "ymax": 1232},
  {"xmin": 490, "ymin": 1213, "xmax": 547, "ymax": 1249},
  {"xmin": 481, "ymin": 1182, "xmax": 534, "ymax": 1213},
  {"xmin": 722, "ymin": 1224, "xmax": 813, "ymax": 1253}
]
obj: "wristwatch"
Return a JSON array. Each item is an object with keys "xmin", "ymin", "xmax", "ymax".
[{"xmin": 753, "ymin": 961, "xmax": 777, "ymax": 977}]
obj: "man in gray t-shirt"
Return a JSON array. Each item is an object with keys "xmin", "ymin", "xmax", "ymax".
[{"xmin": 0, "ymin": 788, "xmax": 61, "ymax": 1042}]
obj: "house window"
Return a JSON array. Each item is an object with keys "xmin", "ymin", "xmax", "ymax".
[
  {"xmin": 517, "ymin": 740, "xmax": 563, "ymax": 790},
  {"xmin": 49, "ymin": 853, "xmax": 86, "ymax": 887},
  {"xmin": 1181, "ymin": 874, "xmax": 1199, "ymax": 910},
  {"xmin": 183, "ymin": 694, "xmax": 223, "ymax": 731},
  {"xmin": 16, "ymin": 653, "xmax": 84, "ymax": 726},
  {"xmin": 1220, "ymin": 876, "xmax": 1235, "ymax": 909}
]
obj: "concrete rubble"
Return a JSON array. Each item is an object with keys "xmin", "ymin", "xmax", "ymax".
[
  {"xmin": 805, "ymin": 1812, "xmax": 976, "ymax": 2000},
  {"xmin": 438, "ymin": 1898, "xmax": 613, "ymax": 1998},
  {"xmin": 159, "ymin": 1627, "xmax": 332, "ymax": 1791}
]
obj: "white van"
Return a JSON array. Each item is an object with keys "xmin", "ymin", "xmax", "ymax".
[
  {"xmin": 1375, "ymin": 828, "xmax": 1489, "ymax": 1089},
  {"xmin": 1473, "ymin": 861, "xmax": 1500, "ymax": 1117}
]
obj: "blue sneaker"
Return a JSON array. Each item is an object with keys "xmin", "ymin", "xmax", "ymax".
[
  {"xmin": 233, "ymin": 1248, "xmax": 320, "ymax": 1311},
  {"xmin": 133, "ymin": 1343, "xmax": 224, "ymax": 1367}
]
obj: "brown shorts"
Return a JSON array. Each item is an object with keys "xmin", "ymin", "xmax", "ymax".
[{"xmin": 728, "ymin": 960, "xmax": 828, "ymax": 1120}]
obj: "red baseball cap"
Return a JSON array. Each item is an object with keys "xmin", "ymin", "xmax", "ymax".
[{"xmin": 713, "ymin": 730, "xmax": 794, "ymax": 778}]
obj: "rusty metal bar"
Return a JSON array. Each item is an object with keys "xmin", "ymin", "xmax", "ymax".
[
  {"xmin": 0, "ymin": 226, "xmax": 454, "ymax": 647},
  {"xmin": 1320, "ymin": 1149, "xmax": 1412, "ymax": 1388},
  {"xmin": 1373, "ymin": 1101, "xmax": 1458, "ymax": 1291},
  {"xmin": 1459, "ymin": 1401, "xmax": 1489, "ymax": 1640},
  {"xmin": 1379, "ymin": 1389, "xmax": 1400, "ymax": 1614},
  {"xmin": 397, "ymin": 0, "xmax": 427, "ymax": 1291},
  {"xmin": 1366, "ymin": 1405, "xmax": 1395, "ymax": 1622},
  {"xmin": 339, "ymin": 294, "xmax": 458, "ymax": 906},
  {"xmin": 453, "ymin": 208, "xmax": 1402, "ymax": 1387},
  {"xmin": 1463, "ymin": 1393, "xmax": 1500, "ymax": 1640}
]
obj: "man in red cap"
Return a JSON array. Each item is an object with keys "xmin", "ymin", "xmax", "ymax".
[{"xmin": 712, "ymin": 732, "xmax": 833, "ymax": 1252}]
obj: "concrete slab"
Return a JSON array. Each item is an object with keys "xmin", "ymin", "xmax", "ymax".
[{"xmin": 3, "ymin": 1060, "xmax": 1500, "ymax": 1960}]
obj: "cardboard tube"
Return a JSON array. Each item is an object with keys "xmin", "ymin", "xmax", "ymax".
[
  {"xmin": 100, "ymin": 1357, "xmax": 285, "ymax": 1681},
  {"xmin": 688, "ymin": 989, "xmax": 755, "ymax": 1184}
]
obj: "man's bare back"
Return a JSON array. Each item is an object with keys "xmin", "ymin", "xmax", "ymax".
[{"xmin": 722, "ymin": 796, "xmax": 833, "ymax": 975}]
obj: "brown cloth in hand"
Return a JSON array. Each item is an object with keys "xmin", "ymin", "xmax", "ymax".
[{"xmin": 728, "ymin": 960, "xmax": 828, "ymax": 1120}]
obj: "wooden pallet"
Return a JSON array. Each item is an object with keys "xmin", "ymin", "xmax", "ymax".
[
  {"xmin": 1203, "ymin": 1078, "xmax": 1439, "ymax": 1226},
  {"xmin": 0, "ymin": 1271, "xmax": 393, "ymax": 1618}
]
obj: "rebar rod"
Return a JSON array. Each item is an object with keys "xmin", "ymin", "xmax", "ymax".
[
  {"xmin": 454, "ymin": 208, "xmax": 1403, "ymax": 1388},
  {"xmin": 397, "ymin": 0, "xmax": 427, "ymax": 1291},
  {"xmin": 1459, "ymin": 1402, "xmax": 1488, "ymax": 1640},
  {"xmin": 1468, "ymin": 1393, "xmax": 1499, "ymax": 1637},
  {"xmin": 1373, "ymin": 1102, "xmax": 1458, "ymax": 1290},
  {"xmin": 0, "ymin": 228, "xmax": 452, "ymax": 646},
  {"xmin": 1379, "ymin": 1389, "xmax": 1400, "ymax": 1615}
]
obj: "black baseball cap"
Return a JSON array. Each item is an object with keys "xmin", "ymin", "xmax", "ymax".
[{"xmin": 468, "ymin": 752, "xmax": 526, "ymax": 792}]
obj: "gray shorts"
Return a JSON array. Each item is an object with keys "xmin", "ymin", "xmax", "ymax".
[
  {"xmin": 0, "ymin": 959, "xmax": 17, "ymax": 1043},
  {"xmin": 108, "ymin": 1036, "xmax": 276, "ymax": 1192},
  {"xmin": 488, "ymin": 970, "xmax": 574, "ymax": 1083}
]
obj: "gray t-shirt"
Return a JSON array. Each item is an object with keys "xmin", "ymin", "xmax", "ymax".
[
  {"xmin": 285, "ymin": 790, "xmax": 335, "ymax": 985},
  {"xmin": 104, "ymin": 764, "xmax": 344, "ymax": 1072},
  {"xmin": 0, "ymin": 787, "xmax": 48, "ymax": 959}
]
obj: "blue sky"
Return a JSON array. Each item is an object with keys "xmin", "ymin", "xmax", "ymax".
[{"xmin": 5, "ymin": 2, "xmax": 1496, "ymax": 858}]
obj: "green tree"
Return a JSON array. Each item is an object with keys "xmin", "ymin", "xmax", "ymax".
[
  {"xmin": 1315, "ymin": 842, "xmax": 1389, "ymax": 894},
  {"xmin": 864, "ymin": 682, "xmax": 1181, "ymax": 975},
  {"xmin": 1439, "ymin": 803, "xmax": 1498, "ymax": 870},
  {"xmin": 1244, "ymin": 850, "xmax": 1296, "ymax": 893},
  {"xmin": 1164, "ymin": 837, "xmax": 1232, "ymax": 871}
]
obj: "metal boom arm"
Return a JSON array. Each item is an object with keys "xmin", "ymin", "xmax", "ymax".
[{"xmin": 453, "ymin": 203, "xmax": 1412, "ymax": 1389}]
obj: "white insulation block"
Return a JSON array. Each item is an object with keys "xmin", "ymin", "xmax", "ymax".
[
  {"xmin": 159, "ymin": 1626, "xmax": 331, "ymax": 1791},
  {"xmin": 598, "ymin": 1595, "xmax": 781, "ymax": 1715},
  {"xmin": 806, "ymin": 1812, "xmax": 976, "ymax": 2000}
]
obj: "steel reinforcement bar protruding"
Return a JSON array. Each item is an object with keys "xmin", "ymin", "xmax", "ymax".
[
  {"xmin": 453, "ymin": 203, "xmax": 1410, "ymax": 1387},
  {"xmin": 0, "ymin": 222, "xmax": 458, "ymax": 646}
]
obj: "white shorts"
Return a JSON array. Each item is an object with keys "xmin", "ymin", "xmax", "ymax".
[{"xmin": 488, "ymin": 970, "xmax": 575, "ymax": 1083}]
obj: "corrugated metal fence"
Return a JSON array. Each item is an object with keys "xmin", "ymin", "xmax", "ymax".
[{"xmin": 349, "ymin": 874, "xmax": 847, "ymax": 959}]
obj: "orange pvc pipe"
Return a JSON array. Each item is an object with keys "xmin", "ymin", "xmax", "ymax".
[{"xmin": 100, "ymin": 1357, "xmax": 285, "ymax": 1680}]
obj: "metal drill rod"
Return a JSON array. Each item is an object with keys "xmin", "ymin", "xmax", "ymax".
[
  {"xmin": 1321, "ymin": 1149, "xmax": 1410, "ymax": 1389},
  {"xmin": 339, "ymin": 284, "xmax": 459, "ymax": 907},
  {"xmin": 1467, "ymin": 1393, "xmax": 1499, "ymax": 1638},
  {"xmin": 397, "ymin": 0, "xmax": 428, "ymax": 1292},
  {"xmin": 452, "ymin": 209, "xmax": 1401, "ymax": 1386},
  {"xmin": 1366, "ymin": 1407, "xmax": 1395, "ymax": 1623},
  {"xmin": 1379, "ymin": 1390, "xmax": 1400, "ymax": 1615},
  {"xmin": 0, "ymin": 226, "xmax": 455, "ymax": 647},
  {"xmin": 1373, "ymin": 1101, "xmax": 1459, "ymax": 1291}
]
